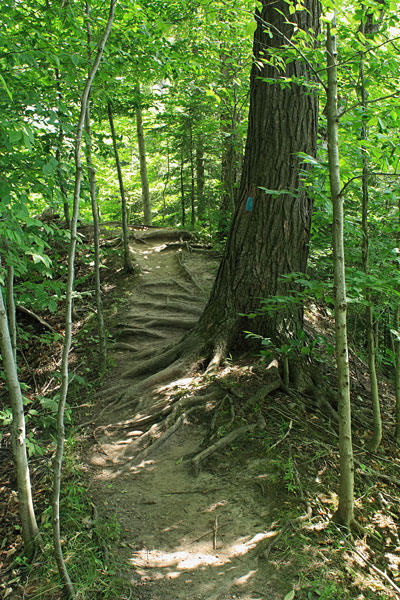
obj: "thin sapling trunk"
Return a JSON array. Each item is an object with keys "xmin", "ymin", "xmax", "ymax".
[
  {"xmin": 359, "ymin": 52, "xmax": 382, "ymax": 451},
  {"xmin": 326, "ymin": 16, "xmax": 357, "ymax": 530},
  {"xmin": 52, "ymin": 2, "xmax": 116, "ymax": 596},
  {"xmin": 6, "ymin": 265, "xmax": 17, "ymax": 362},
  {"xmin": 85, "ymin": 2, "xmax": 107, "ymax": 372},
  {"xmin": 107, "ymin": 101, "xmax": 135, "ymax": 273},
  {"xmin": 135, "ymin": 87, "xmax": 151, "ymax": 226},
  {"xmin": 0, "ymin": 273, "xmax": 41, "ymax": 557}
]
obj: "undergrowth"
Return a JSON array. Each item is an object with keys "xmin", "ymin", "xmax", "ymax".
[{"xmin": 19, "ymin": 438, "xmax": 129, "ymax": 600}]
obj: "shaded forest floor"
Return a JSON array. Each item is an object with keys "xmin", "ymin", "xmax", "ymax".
[{"xmin": 2, "ymin": 226, "xmax": 400, "ymax": 599}]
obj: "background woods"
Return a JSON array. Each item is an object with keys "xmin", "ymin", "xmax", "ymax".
[{"xmin": 2, "ymin": 0, "xmax": 400, "ymax": 598}]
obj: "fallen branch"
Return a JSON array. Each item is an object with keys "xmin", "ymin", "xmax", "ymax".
[{"xmin": 16, "ymin": 305, "xmax": 57, "ymax": 333}]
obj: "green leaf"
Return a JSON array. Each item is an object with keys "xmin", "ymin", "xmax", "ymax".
[
  {"xmin": 245, "ymin": 20, "xmax": 257, "ymax": 36},
  {"xmin": 283, "ymin": 591, "xmax": 295, "ymax": 600},
  {"xmin": 9, "ymin": 130, "xmax": 22, "ymax": 144},
  {"xmin": 0, "ymin": 74, "xmax": 12, "ymax": 99}
]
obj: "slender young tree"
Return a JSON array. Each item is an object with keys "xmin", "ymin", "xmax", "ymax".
[
  {"xmin": 326, "ymin": 14, "xmax": 357, "ymax": 530},
  {"xmin": 52, "ymin": 2, "xmax": 117, "ymax": 596},
  {"xmin": 135, "ymin": 86, "xmax": 152, "ymax": 226},
  {"xmin": 0, "ymin": 268, "xmax": 41, "ymax": 557},
  {"xmin": 6, "ymin": 265, "xmax": 17, "ymax": 362},
  {"xmin": 395, "ymin": 201, "xmax": 400, "ymax": 442},
  {"xmin": 55, "ymin": 68, "xmax": 71, "ymax": 228},
  {"xmin": 359, "ymin": 47, "xmax": 382, "ymax": 452},
  {"xmin": 85, "ymin": 1, "xmax": 107, "ymax": 372},
  {"xmin": 108, "ymin": 101, "xmax": 135, "ymax": 273}
]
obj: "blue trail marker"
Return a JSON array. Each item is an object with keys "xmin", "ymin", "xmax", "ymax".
[{"xmin": 246, "ymin": 197, "xmax": 253, "ymax": 212}]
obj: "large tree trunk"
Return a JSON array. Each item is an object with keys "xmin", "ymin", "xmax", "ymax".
[
  {"xmin": 193, "ymin": 0, "xmax": 320, "ymax": 355},
  {"xmin": 114, "ymin": 0, "xmax": 321, "ymax": 410}
]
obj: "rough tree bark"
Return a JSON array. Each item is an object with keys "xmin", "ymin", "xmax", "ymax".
[{"xmin": 192, "ymin": 0, "xmax": 320, "ymax": 357}]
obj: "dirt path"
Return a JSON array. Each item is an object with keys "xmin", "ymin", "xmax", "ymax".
[{"xmin": 85, "ymin": 230, "xmax": 300, "ymax": 600}]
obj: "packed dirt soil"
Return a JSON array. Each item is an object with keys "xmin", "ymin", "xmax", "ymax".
[{"xmin": 83, "ymin": 228, "xmax": 307, "ymax": 600}]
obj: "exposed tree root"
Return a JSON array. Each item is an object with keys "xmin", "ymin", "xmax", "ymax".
[
  {"xmin": 123, "ymin": 406, "xmax": 201, "ymax": 469},
  {"xmin": 121, "ymin": 344, "xmax": 185, "ymax": 380},
  {"xmin": 16, "ymin": 304, "xmax": 57, "ymax": 332},
  {"xmin": 141, "ymin": 317, "xmax": 198, "ymax": 330},
  {"xmin": 117, "ymin": 327, "xmax": 168, "ymax": 339},
  {"xmin": 190, "ymin": 411, "xmax": 266, "ymax": 475},
  {"xmin": 140, "ymin": 280, "xmax": 194, "ymax": 295},
  {"xmin": 126, "ymin": 301, "xmax": 203, "ymax": 317},
  {"xmin": 133, "ymin": 228, "xmax": 193, "ymax": 242},
  {"xmin": 175, "ymin": 251, "xmax": 206, "ymax": 296}
]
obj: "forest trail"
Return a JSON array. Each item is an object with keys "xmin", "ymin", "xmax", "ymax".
[{"xmin": 84, "ymin": 228, "xmax": 303, "ymax": 600}]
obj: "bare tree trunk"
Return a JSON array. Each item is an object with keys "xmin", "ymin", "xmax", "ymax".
[
  {"xmin": 85, "ymin": 1, "xmax": 107, "ymax": 373},
  {"xmin": 359, "ymin": 52, "xmax": 381, "ymax": 451},
  {"xmin": 191, "ymin": 0, "xmax": 320, "ymax": 353},
  {"xmin": 395, "ymin": 302, "xmax": 400, "ymax": 442},
  {"xmin": 55, "ymin": 68, "xmax": 71, "ymax": 227},
  {"xmin": 162, "ymin": 143, "xmax": 170, "ymax": 225},
  {"xmin": 180, "ymin": 149, "xmax": 185, "ymax": 227},
  {"xmin": 189, "ymin": 118, "xmax": 195, "ymax": 227},
  {"xmin": 6, "ymin": 265, "xmax": 16, "ymax": 362},
  {"xmin": 108, "ymin": 101, "xmax": 135, "ymax": 273},
  {"xmin": 326, "ymin": 16, "xmax": 357, "ymax": 531},
  {"xmin": 52, "ymin": 3, "xmax": 116, "ymax": 596},
  {"xmin": 0, "ymin": 275, "xmax": 40, "ymax": 557},
  {"xmin": 196, "ymin": 144, "xmax": 205, "ymax": 222},
  {"xmin": 135, "ymin": 87, "xmax": 151, "ymax": 226},
  {"xmin": 395, "ymin": 196, "xmax": 400, "ymax": 442}
]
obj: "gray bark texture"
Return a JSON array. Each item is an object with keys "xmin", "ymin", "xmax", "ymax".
[
  {"xmin": 0, "ymin": 279, "xmax": 40, "ymax": 557},
  {"xmin": 192, "ymin": 0, "xmax": 320, "ymax": 354},
  {"xmin": 326, "ymin": 17, "xmax": 356, "ymax": 530}
]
